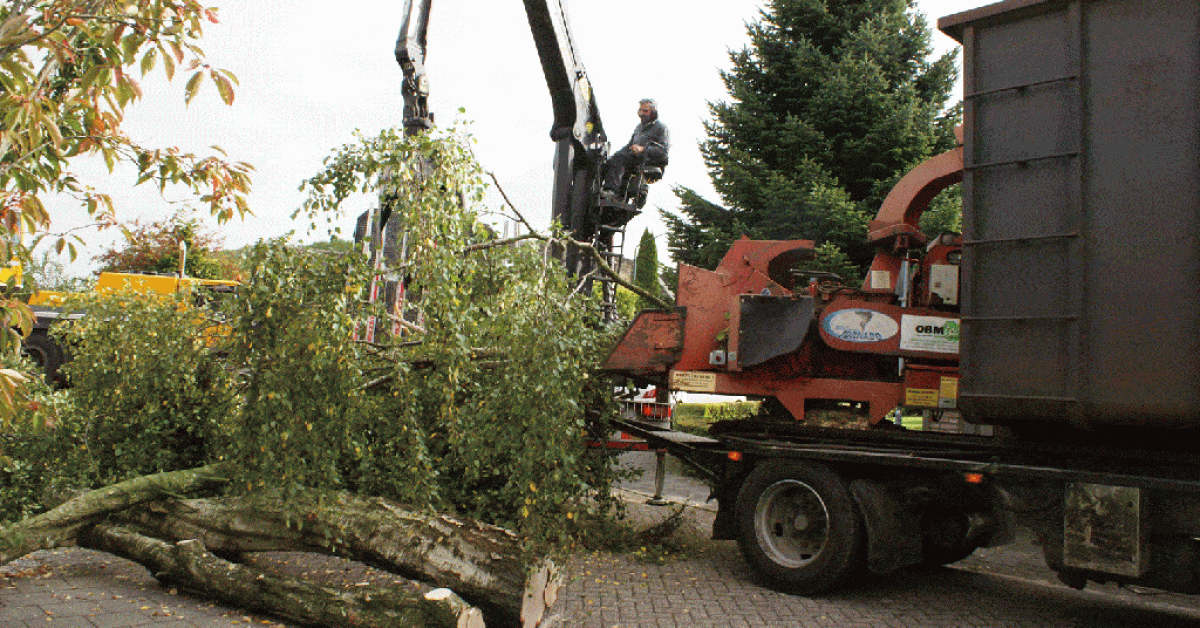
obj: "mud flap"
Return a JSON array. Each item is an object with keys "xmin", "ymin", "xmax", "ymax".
[
  {"xmin": 711, "ymin": 475, "xmax": 743, "ymax": 541},
  {"xmin": 850, "ymin": 479, "xmax": 924, "ymax": 574},
  {"xmin": 1063, "ymin": 483, "xmax": 1145, "ymax": 577}
]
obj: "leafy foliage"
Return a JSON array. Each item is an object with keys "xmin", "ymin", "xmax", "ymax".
[
  {"xmin": 614, "ymin": 285, "xmax": 638, "ymax": 322},
  {"xmin": 93, "ymin": 211, "xmax": 241, "ymax": 280},
  {"xmin": 294, "ymin": 125, "xmax": 623, "ymax": 541},
  {"xmin": 0, "ymin": 1, "xmax": 252, "ymax": 412},
  {"xmin": 0, "ymin": 0, "xmax": 252, "ymax": 247},
  {"xmin": 809, "ymin": 241, "xmax": 865, "ymax": 286},
  {"xmin": 3, "ymin": 122, "xmax": 627, "ymax": 554},
  {"xmin": 664, "ymin": 0, "xmax": 959, "ymax": 272},
  {"xmin": 219, "ymin": 241, "xmax": 377, "ymax": 496},
  {"xmin": 0, "ymin": 352, "xmax": 80, "ymax": 523},
  {"xmin": 59, "ymin": 287, "xmax": 236, "ymax": 485},
  {"xmin": 21, "ymin": 249, "xmax": 89, "ymax": 292},
  {"xmin": 1, "ymin": 245, "xmax": 356, "ymax": 523},
  {"xmin": 919, "ymin": 183, "xmax": 962, "ymax": 236}
]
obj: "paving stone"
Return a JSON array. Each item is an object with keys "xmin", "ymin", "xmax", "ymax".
[{"xmin": 0, "ymin": 605, "xmax": 46, "ymax": 622}]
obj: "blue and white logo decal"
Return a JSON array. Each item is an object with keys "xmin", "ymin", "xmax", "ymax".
[{"xmin": 823, "ymin": 308, "xmax": 899, "ymax": 343}]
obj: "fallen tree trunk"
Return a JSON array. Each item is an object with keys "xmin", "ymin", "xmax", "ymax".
[
  {"xmin": 0, "ymin": 464, "xmax": 229, "ymax": 565},
  {"xmin": 109, "ymin": 491, "xmax": 559, "ymax": 626},
  {"xmin": 79, "ymin": 525, "xmax": 485, "ymax": 628},
  {"xmin": 0, "ymin": 466, "xmax": 560, "ymax": 627}
]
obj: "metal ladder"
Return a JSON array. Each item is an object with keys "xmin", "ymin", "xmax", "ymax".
[{"xmin": 594, "ymin": 221, "xmax": 628, "ymax": 324}]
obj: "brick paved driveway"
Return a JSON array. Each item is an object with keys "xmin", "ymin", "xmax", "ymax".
[
  {"xmin": 549, "ymin": 453, "xmax": 1200, "ymax": 627},
  {"xmin": 553, "ymin": 506, "xmax": 1200, "ymax": 628}
]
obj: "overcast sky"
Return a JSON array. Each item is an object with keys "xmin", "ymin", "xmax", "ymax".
[{"xmin": 47, "ymin": 0, "xmax": 995, "ymax": 274}]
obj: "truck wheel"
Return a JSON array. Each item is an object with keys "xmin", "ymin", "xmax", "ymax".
[
  {"xmin": 919, "ymin": 509, "xmax": 978, "ymax": 567},
  {"xmin": 22, "ymin": 333, "xmax": 65, "ymax": 384},
  {"xmin": 735, "ymin": 460, "xmax": 865, "ymax": 594}
]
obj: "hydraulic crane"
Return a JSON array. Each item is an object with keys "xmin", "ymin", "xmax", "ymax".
[{"xmin": 354, "ymin": 0, "xmax": 647, "ymax": 324}]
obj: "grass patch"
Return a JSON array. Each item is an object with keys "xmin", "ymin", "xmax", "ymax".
[
  {"xmin": 675, "ymin": 402, "xmax": 926, "ymax": 433},
  {"xmin": 674, "ymin": 401, "xmax": 760, "ymax": 436}
]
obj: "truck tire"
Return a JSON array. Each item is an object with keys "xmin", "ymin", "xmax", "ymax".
[
  {"xmin": 735, "ymin": 460, "xmax": 865, "ymax": 594},
  {"xmin": 22, "ymin": 332, "xmax": 65, "ymax": 385},
  {"xmin": 919, "ymin": 509, "xmax": 978, "ymax": 567}
]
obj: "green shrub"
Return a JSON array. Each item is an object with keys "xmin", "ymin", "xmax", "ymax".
[
  {"xmin": 59, "ymin": 288, "xmax": 236, "ymax": 484},
  {"xmin": 0, "ymin": 354, "xmax": 87, "ymax": 523}
]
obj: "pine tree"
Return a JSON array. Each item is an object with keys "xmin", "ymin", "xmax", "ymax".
[{"xmin": 665, "ymin": 0, "xmax": 959, "ymax": 277}]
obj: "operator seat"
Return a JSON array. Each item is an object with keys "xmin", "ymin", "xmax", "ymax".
[
  {"xmin": 622, "ymin": 163, "xmax": 666, "ymax": 209},
  {"xmin": 641, "ymin": 165, "xmax": 664, "ymax": 183}
]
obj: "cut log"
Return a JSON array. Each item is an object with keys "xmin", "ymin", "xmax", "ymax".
[
  {"xmin": 109, "ymin": 491, "xmax": 539, "ymax": 621},
  {"xmin": 1, "ymin": 467, "xmax": 563, "ymax": 627},
  {"xmin": 78, "ymin": 525, "xmax": 479, "ymax": 628},
  {"xmin": 518, "ymin": 559, "xmax": 559, "ymax": 628},
  {"xmin": 426, "ymin": 588, "xmax": 486, "ymax": 628},
  {"xmin": 0, "ymin": 464, "xmax": 229, "ymax": 565},
  {"xmin": 110, "ymin": 490, "xmax": 563, "ymax": 626}
]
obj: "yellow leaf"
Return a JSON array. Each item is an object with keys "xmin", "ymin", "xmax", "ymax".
[
  {"xmin": 126, "ymin": 76, "xmax": 143, "ymax": 100},
  {"xmin": 121, "ymin": 34, "xmax": 139, "ymax": 60},
  {"xmin": 44, "ymin": 115, "xmax": 63, "ymax": 148}
]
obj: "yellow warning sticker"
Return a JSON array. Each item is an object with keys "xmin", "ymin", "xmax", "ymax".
[
  {"xmin": 906, "ymin": 388, "xmax": 939, "ymax": 407},
  {"xmin": 670, "ymin": 370, "xmax": 717, "ymax": 393}
]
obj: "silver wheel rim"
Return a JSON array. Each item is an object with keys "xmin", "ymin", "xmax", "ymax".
[{"xmin": 754, "ymin": 479, "xmax": 831, "ymax": 569}]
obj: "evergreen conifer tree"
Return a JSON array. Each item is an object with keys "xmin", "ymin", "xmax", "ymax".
[
  {"xmin": 633, "ymin": 229, "xmax": 662, "ymax": 310},
  {"xmin": 664, "ymin": 0, "xmax": 959, "ymax": 278}
]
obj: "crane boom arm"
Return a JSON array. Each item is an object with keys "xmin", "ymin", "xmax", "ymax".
[
  {"xmin": 396, "ymin": 0, "xmax": 434, "ymax": 135},
  {"xmin": 521, "ymin": 0, "xmax": 604, "ymax": 146},
  {"xmin": 394, "ymin": 0, "xmax": 609, "ymax": 237}
]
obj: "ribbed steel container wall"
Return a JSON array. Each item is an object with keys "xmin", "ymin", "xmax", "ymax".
[{"xmin": 940, "ymin": 0, "xmax": 1200, "ymax": 430}]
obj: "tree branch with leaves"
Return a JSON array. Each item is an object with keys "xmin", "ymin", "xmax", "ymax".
[{"xmin": 0, "ymin": 1, "xmax": 252, "ymax": 421}]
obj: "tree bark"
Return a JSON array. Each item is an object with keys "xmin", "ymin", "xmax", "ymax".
[
  {"xmin": 78, "ymin": 525, "xmax": 480, "ymax": 628},
  {"xmin": 0, "ymin": 467, "xmax": 561, "ymax": 627},
  {"xmin": 0, "ymin": 464, "xmax": 228, "ymax": 564},
  {"xmin": 109, "ymin": 491, "xmax": 558, "ymax": 626}
]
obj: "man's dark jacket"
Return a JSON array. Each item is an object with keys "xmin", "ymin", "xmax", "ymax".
[{"xmin": 625, "ymin": 119, "xmax": 670, "ymax": 166}]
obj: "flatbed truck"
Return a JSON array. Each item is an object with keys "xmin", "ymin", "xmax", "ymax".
[{"xmin": 603, "ymin": 0, "xmax": 1200, "ymax": 596}]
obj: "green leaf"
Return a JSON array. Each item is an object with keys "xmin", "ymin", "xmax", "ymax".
[
  {"xmin": 184, "ymin": 71, "xmax": 203, "ymax": 104},
  {"xmin": 213, "ymin": 71, "xmax": 234, "ymax": 105},
  {"xmin": 121, "ymin": 34, "xmax": 141, "ymax": 63},
  {"xmin": 161, "ymin": 47, "xmax": 177, "ymax": 80},
  {"xmin": 140, "ymin": 47, "xmax": 158, "ymax": 76}
]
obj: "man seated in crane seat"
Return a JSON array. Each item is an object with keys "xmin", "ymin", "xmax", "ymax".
[{"xmin": 601, "ymin": 98, "xmax": 670, "ymax": 198}]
